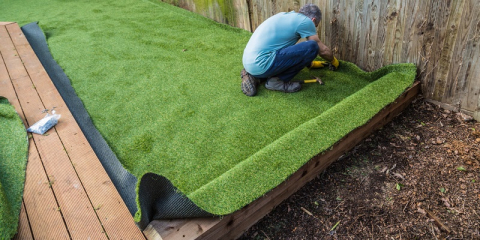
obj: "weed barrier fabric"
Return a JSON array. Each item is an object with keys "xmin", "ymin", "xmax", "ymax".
[
  {"xmin": 0, "ymin": 97, "xmax": 28, "ymax": 239},
  {"xmin": 21, "ymin": 22, "xmax": 214, "ymax": 229}
]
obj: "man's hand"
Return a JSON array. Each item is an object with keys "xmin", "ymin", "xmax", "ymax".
[
  {"xmin": 310, "ymin": 61, "xmax": 328, "ymax": 68},
  {"xmin": 329, "ymin": 57, "xmax": 339, "ymax": 71}
]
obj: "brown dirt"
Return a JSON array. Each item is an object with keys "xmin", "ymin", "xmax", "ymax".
[{"xmin": 239, "ymin": 96, "xmax": 480, "ymax": 239}]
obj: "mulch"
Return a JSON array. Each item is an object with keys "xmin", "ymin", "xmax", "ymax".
[{"xmin": 240, "ymin": 96, "xmax": 480, "ymax": 239}]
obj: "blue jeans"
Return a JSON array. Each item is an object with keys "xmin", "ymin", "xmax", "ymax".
[{"xmin": 252, "ymin": 40, "xmax": 319, "ymax": 82}]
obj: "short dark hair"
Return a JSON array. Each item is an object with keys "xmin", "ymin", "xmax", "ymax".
[{"xmin": 299, "ymin": 4, "xmax": 322, "ymax": 25}]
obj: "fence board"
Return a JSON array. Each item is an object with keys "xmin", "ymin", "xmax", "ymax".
[
  {"xmin": 432, "ymin": 0, "xmax": 465, "ymax": 101},
  {"xmin": 443, "ymin": 0, "xmax": 475, "ymax": 107},
  {"xmin": 380, "ymin": 0, "xmax": 399, "ymax": 66},
  {"xmin": 391, "ymin": 0, "xmax": 406, "ymax": 64},
  {"xmin": 374, "ymin": 0, "xmax": 388, "ymax": 70},
  {"xmin": 459, "ymin": 0, "xmax": 480, "ymax": 113},
  {"xmin": 424, "ymin": 1, "xmax": 450, "ymax": 98}
]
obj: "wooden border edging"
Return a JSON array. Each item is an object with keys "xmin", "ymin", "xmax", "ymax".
[{"xmin": 147, "ymin": 81, "xmax": 421, "ymax": 240}]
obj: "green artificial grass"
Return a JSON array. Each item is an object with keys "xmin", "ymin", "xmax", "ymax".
[
  {"xmin": 0, "ymin": 97, "xmax": 28, "ymax": 239},
  {"xmin": 1, "ymin": 0, "xmax": 416, "ymax": 223}
]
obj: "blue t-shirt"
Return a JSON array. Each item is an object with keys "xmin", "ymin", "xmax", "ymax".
[{"xmin": 242, "ymin": 11, "xmax": 317, "ymax": 75}]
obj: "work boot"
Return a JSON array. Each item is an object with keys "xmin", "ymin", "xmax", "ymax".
[
  {"xmin": 265, "ymin": 77, "xmax": 301, "ymax": 93},
  {"xmin": 241, "ymin": 69, "xmax": 260, "ymax": 97}
]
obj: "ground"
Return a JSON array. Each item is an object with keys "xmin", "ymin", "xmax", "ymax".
[{"xmin": 240, "ymin": 96, "xmax": 480, "ymax": 239}]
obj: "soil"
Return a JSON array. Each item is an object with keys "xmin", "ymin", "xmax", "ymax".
[{"xmin": 239, "ymin": 96, "xmax": 480, "ymax": 239}]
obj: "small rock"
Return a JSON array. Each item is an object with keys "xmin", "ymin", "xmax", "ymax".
[
  {"xmin": 460, "ymin": 184, "xmax": 467, "ymax": 190},
  {"xmin": 476, "ymin": 138, "xmax": 480, "ymax": 143}
]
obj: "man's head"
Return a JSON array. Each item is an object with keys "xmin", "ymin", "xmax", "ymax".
[{"xmin": 299, "ymin": 4, "xmax": 322, "ymax": 27}]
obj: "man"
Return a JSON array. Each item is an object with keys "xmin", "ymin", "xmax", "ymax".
[{"xmin": 241, "ymin": 4, "xmax": 339, "ymax": 96}]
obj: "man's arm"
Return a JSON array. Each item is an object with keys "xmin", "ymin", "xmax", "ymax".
[{"xmin": 307, "ymin": 34, "xmax": 334, "ymax": 61}]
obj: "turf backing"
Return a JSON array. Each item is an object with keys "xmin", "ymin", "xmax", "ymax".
[
  {"xmin": 1, "ymin": 0, "xmax": 416, "ymax": 225},
  {"xmin": 0, "ymin": 97, "xmax": 28, "ymax": 239}
]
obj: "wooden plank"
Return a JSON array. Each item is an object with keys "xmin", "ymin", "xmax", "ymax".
[
  {"xmin": 148, "ymin": 219, "xmax": 190, "ymax": 238},
  {"xmin": 2, "ymin": 24, "xmax": 108, "ymax": 240},
  {"xmin": 6, "ymin": 23, "xmax": 146, "ymax": 239},
  {"xmin": 380, "ymin": 0, "xmax": 401, "ymax": 66},
  {"xmin": 355, "ymin": 0, "xmax": 368, "ymax": 69},
  {"xmin": 0, "ymin": 26, "xmax": 22, "ymax": 110},
  {"xmin": 324, "ymin": 0, "xmax": 334, "ymax": 48},
  {"xmin": 459, "ymin": 0, "xmax": 480, "ymax": 113},
  {"xmin": 373, "ymin": 0, "xmax": 387, "ymax": 69},
  {"xmin": 401, "ymin": 0, "xmax": 430, "ymax": 68},
  {"xmin": 391, "ymin": 0, "xmax": 406, "ymax": 64},
  {"xmin": 249, "ymin": 0, "xmax": 273, "ymax": 31},
  {"xmin": 407, "ymin": 0, "xmax": 433, "ymax": 96},
  {"xmin": 313, "ymin": 0, "xmax": 329, "ymax": 46},
  {"xmin": 423, "ymin": 0, "xmax": 450, "ymax": 100},
  {"xmin": 442, "ymin": 0, "xmax": 475, "ymax": 106},
  {"xmin": 431, "ymin": 0, "xmax": 465, "ymax": 101},
  {"xmin": 148, "ymin": 218, "xmax": 220, "ymax": 240},
  {"xmin": 364, "ymin": 0, "xmax": 380, "ymax": 71},
  {"xmin": 0, "ymin": 27, "xmax": 28, "ymax": 81},
  {"xmin": 0, "ymin": 24, "xmax": 71, "ymax": 240},
  {"xmin": 327, "ymin": 0, "xmax": 340, "ymax": 57},
  {"xmin": 342, "ymin": 0, "xmax": 356, "ymax": 62},
  {"xmin": 12, "ymin": 202, "xmax": 33, "ymax": 240},
  {"xmin": 151, "ymin": 82, "xmax": 420, "ymax": 240},
  {"xmin": 233, "ymin": 0, "xmax": 251, "ymax": 32},
  {"xmin": 22, "ymin": 138, "xmax": 72, "ymax": 239}
]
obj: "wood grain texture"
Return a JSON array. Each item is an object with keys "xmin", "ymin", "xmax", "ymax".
[
  {"xmin": 0, "ymin": 23, "xmax": 71, "ymax": 239},
  {"xmin": 1, "ymin": 22, "xmax": 145, "ymax": 240},
  {"xmin": 12, "ymin": 202, "xmax": 33, "ymax": 240},
  {"xmin": 6, "ymin": 22, "xmax": 145, "ymax": 240}
]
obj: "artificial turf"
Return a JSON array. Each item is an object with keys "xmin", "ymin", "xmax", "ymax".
[
  {"xmin": 1, "ymin": 0, "xmax": 416, "ymax": 224},
  {"xmin": 0, "ymin": 97, "xmax": 28, "ymax": 239}
]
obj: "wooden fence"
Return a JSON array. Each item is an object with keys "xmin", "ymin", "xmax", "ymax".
[{"xmin": 161, "ymin": 0, "xmax": 480, "ymax": 120}]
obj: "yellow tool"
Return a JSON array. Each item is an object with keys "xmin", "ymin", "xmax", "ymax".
[{"xmin": 295, "ymin": 76, "xmax": 324, "ymax": 85}]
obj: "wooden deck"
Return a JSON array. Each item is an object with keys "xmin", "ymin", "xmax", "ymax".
[
  {"xmin": 0, "ymin": 22, "xmax": 146, "ymax": 239},
  {"xmin": 1, "ymin": 21, "xmax": 420, "ymax": 239}
]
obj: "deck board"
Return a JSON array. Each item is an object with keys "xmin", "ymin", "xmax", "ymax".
[
  {"xmin": 0, "ymin": 28, "xmax": 70, "ymax": 239},
  {"xmin": 0, "ymin": 22, "xmax": 145, "ymax": 239},
  {"xmin": 13, "ymin": 203, "xmax": 33, "ymax": 240}
]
